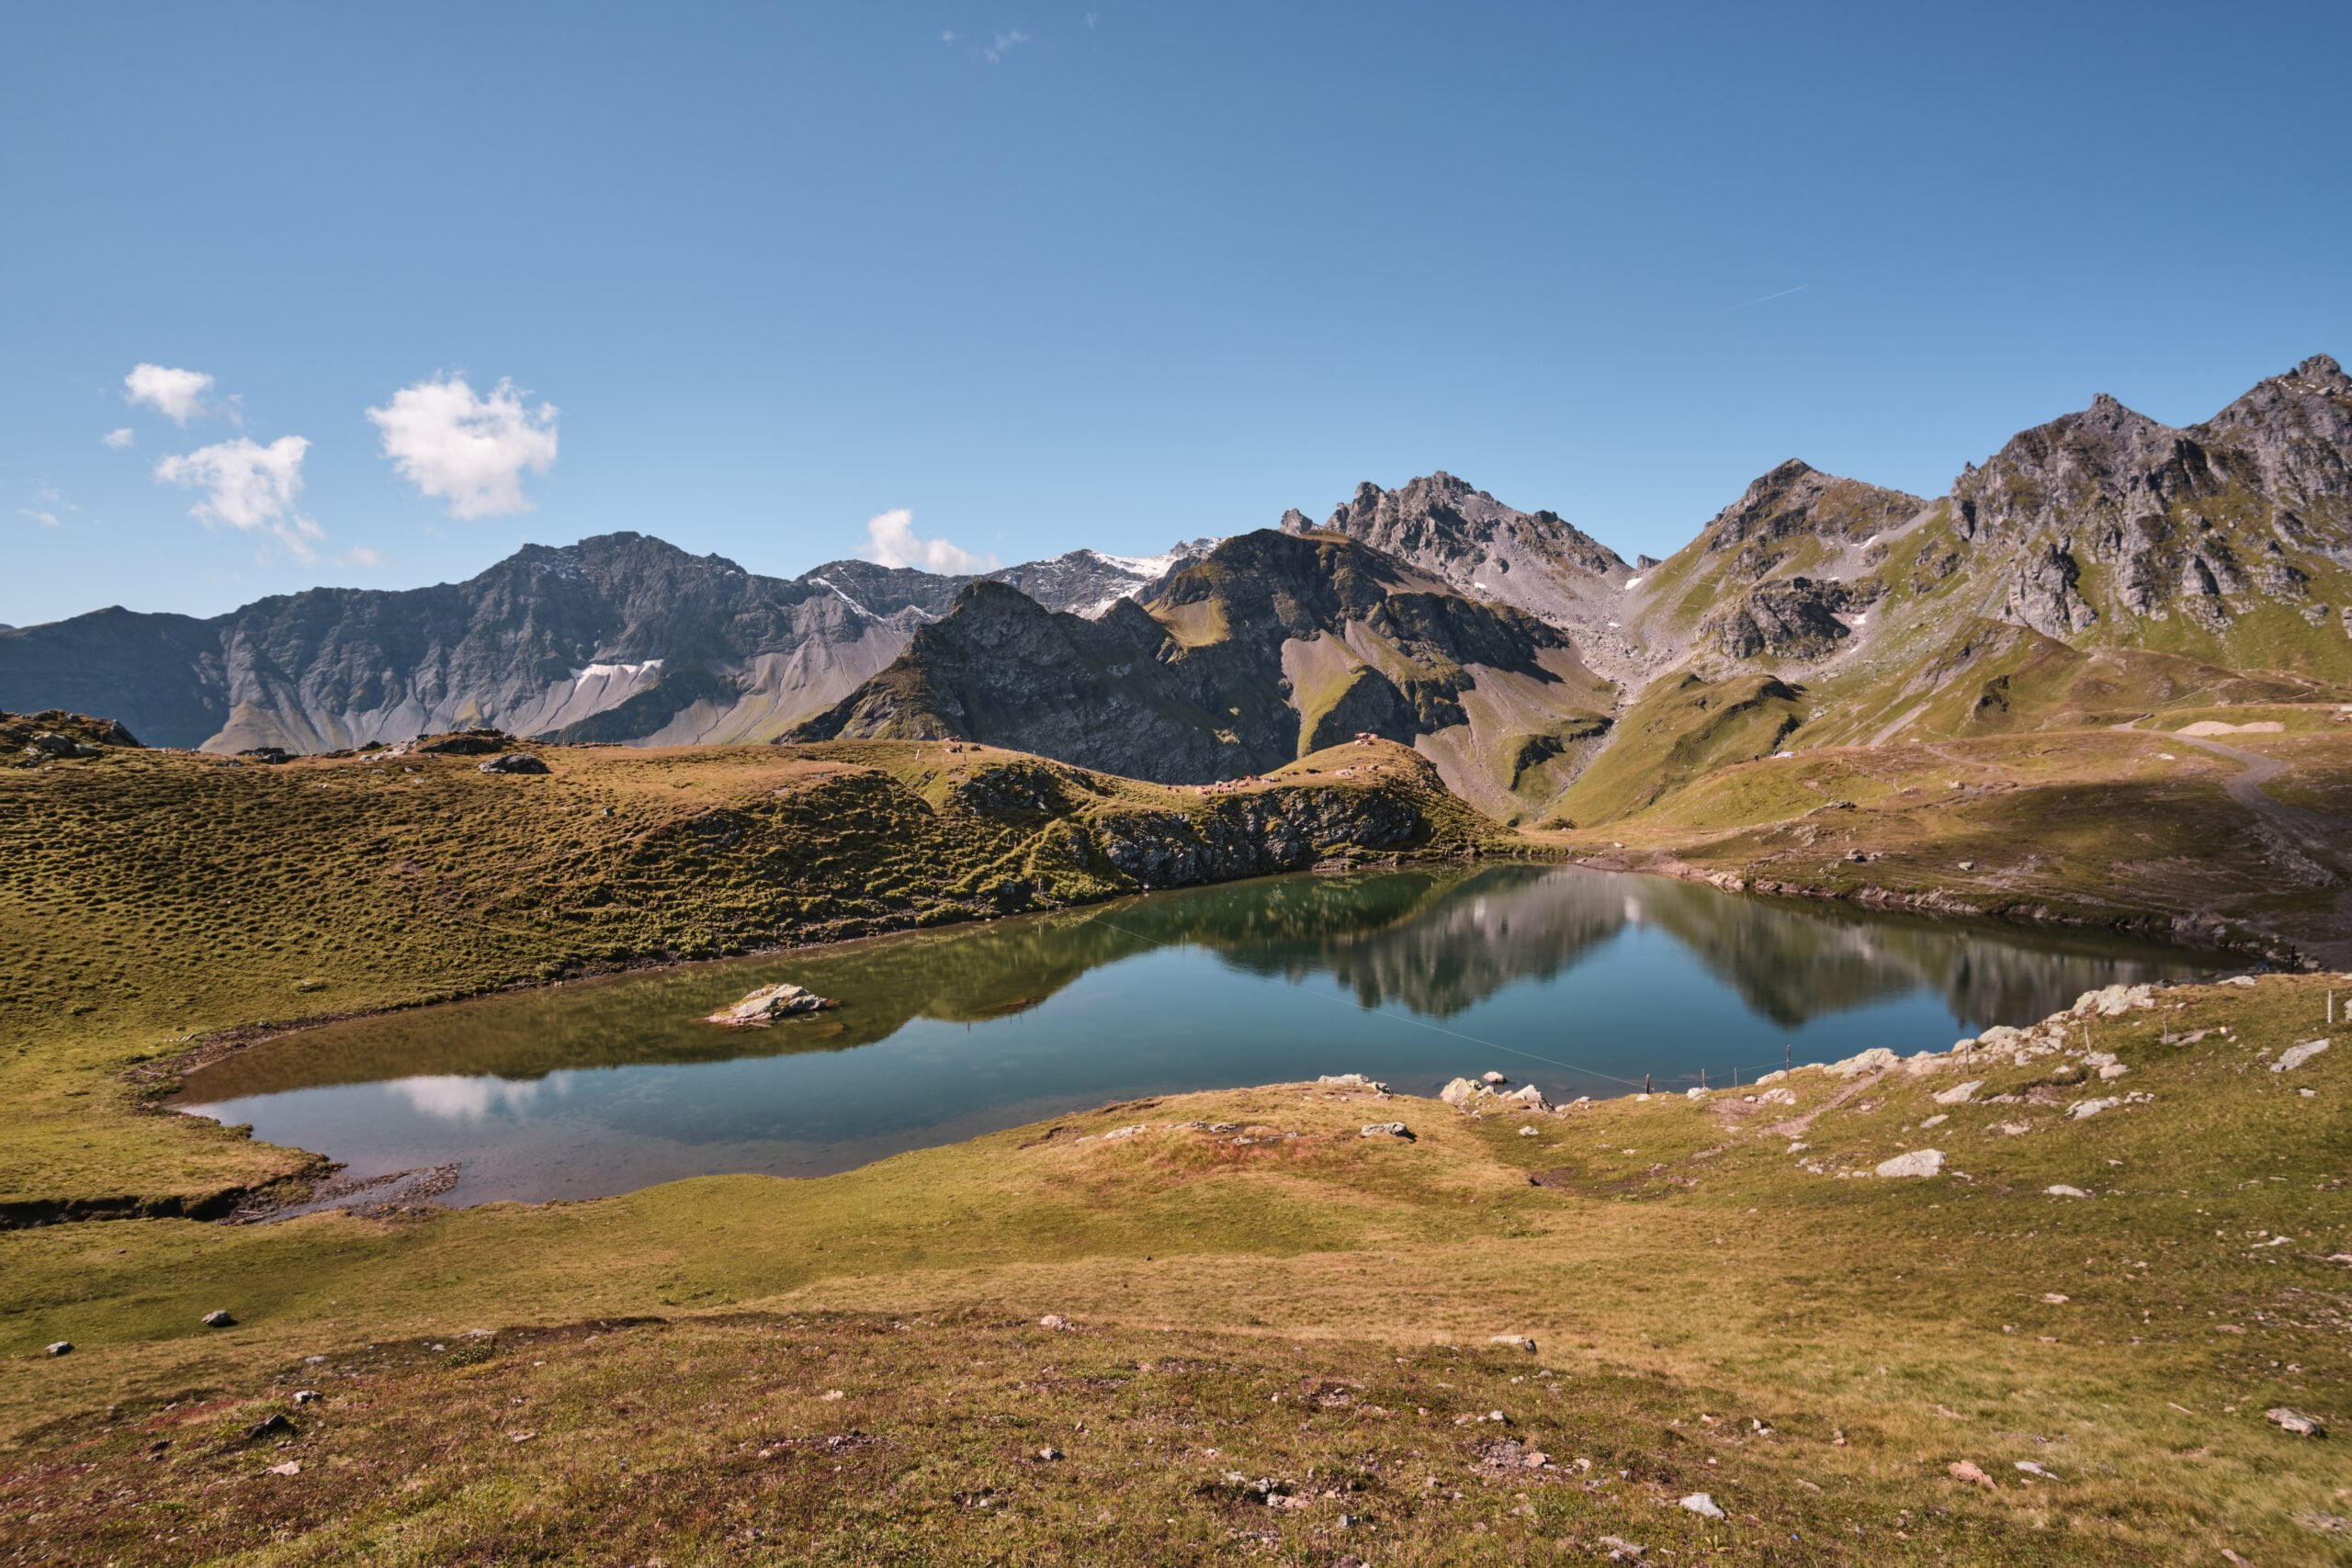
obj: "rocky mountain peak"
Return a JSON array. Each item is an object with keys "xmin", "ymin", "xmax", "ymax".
[
  {"xmin": 1315, "ymin": 472, "xmax": 1626, "ymax": 583},
  {"xmin": 1700, "ymin": 460, "xmax": 1923, "ymax": 557}
]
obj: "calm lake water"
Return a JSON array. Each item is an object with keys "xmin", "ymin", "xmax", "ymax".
[{"xmin": 176, "ymin": 864, "xmax": 2215, "ymax": 1206}]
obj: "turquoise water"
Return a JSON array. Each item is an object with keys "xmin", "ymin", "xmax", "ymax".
[{"xmin": 176, "ymin": 864, "xmax": 2214, "ymax": 1205}]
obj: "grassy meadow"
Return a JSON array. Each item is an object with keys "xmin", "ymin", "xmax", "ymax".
[{"xmin": 3, "ymin": 731, "xmax": 2350, "ymax": 1563}]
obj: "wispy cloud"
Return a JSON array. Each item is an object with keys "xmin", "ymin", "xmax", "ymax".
[
  {"xmin": 102, "ymin": 427, "xmax": 135, "ymax": 449},
  {"xmin": 343, "ymin": 545, "xmax": 386, "ymax": 569},
  {"xmin": 1731, "ymin": 284, "xmax": 1810, "ymax": 310},
  {"xmin": 124, "ymin": 363, "xmax": 216, "ymax": 424},
  {"xmin": 862, "ymin": 508, "xmax": 997, "ymax": 574},
  {"xmin": 368, "ymin": 374, "xmax": 559, "ymax": 519},
  {"xmin": 984, "ymin": 29, "xmax": 1030, "ymax": 62},
  {"xmin": 17, "ymin": 508, "xmax": 62, "ymax": 528},
  {"xmin": 154, "ymin": 434, "xmax": 322, "ymax": 558}
]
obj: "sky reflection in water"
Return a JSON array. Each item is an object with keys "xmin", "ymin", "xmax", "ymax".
[{"xmin": 177, "ymin": 865, "xmax": 2214, "ymax": 1205}]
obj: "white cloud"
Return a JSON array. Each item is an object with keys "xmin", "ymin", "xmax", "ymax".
[
  {"xmin": 18, "ymin": 509, "xmax": 61, "ymax": 528},
  {"xmin": 862, "ymin": 508, "xmax": 997, "ymax": 573},
  {"xmin": 367, "ymin": 374, "xmax": 559, "ymax": 519},
  {"xmin": 102, "ymin": 427, "xmax": 135, "ymax": 449},
  {"xmin": 940, "ymin": 28, "xmax": 956, "ymax": 41},
  {"xmin": 343, "ymin": 545, "xmax": 386, "ymax": 569},
  {"xmin": 390, "ymin": 1072, "xmax": 555, "ymax": 1122},
  {"xmin": 124, "ymin": 363, "xmax": 216, "ymax": 424},
  {"xmin": 153, "ymin": 434, "xmax": 322, "ymax": 557},
  {"xmin": 984, "ymin": 29, "xmax": 1030, "ymax": 61}
]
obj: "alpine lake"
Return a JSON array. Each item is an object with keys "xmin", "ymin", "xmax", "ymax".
[{"xmin": 175, "ymin": 864, "xmax": 2219, "ymax": 1209}]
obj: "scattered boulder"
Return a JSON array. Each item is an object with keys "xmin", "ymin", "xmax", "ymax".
[
  {"xmin": 2068, "ymin": 1097, "xmax": 2123, "ymax": 1121},
  {"xmin": 1875, "ymin": 1148, "xmax": 1945, "ymax": 1179},
  {"xmin": 479, "ymin": 752, "xmax": 549, "ymax": 774},
  {"xmin": 1517, "ymin": 1124, "xmax": 1539, "ymax": 1137},
  {"xmin": 1932, "ymin": 1079, "xmax": 1984, "ymax": 1106},
  {"xmin": 1598, "ymin": 1538, "xmax": 1646, "ymax": 1562},
  {"xmin": 2015, "ymin": 1460, "xmax": 2056, "ymax": 1478},
  {"xmin": 201, "ymin": 1310, "xmax": 235, "ymax": 1328},
  {"xmin": 28, "ymin": 733, "xmax": 103, "ymax": 761},
  {"xmin": 1359, "ymin": 1122, "xmax": 1414, "ymax": 1140},
  {"xmin": 2267, "ymin": 1406, "xmax": 2326, "ymax": 1438},
  {"xmin": 1037, "ymin": 1446, "xmax": 1063, "ymax": 1461},
  {"xmin": 1488, "ymin": 1335, "xmax": 1536, "ymax": 1353},
  {"xmin": 1827, "ymin": 1047, "xmax": 1900, "ymax": 1078},
  {"xmin": 1947, "ymin": 1460, "xmax": 1996, "ymax": 1490},
  {"xmin": 2273, "ymin": 1039, "xmax": 2330, "ymax": 1073},
  {"xmin": 1440, "ymin": 1077, "xmax": 1483, "ymax": 1107},
  {"xmin": 1038, "ymin": 1314, "xmax": 1074, "ymax": 1331},
  {"xmin": 1678, "ymin": 1492, "xmax": 1725, "ymax": 1518},
  {"xmin": 1317, "ymin": 1073, "xmax": 1389, "ymax": 1091},
  {"xmin": 265, "ymin": 1461, "xmax": 300, "ymax": 1477},
  {"xmin": 415, "ymin": 728, "xmax": 513, "ymax": 755},
  {"xmin": 704, "ymin": 982, "xmax": 834, "ymax": 1026},
  {"xmin": 2072, "ymin": 984, "xmax": 2155, "ymax": 1017},
  {"xmin": 246, "ymin": 1413, "xmax": 295, "ymax": 1441},
  {"xmin": 236, "ymin": 746, "xmax": 292, "ymax": 764},
  {"xmin": 1480, "ymin": 1071, "xmax": 1509, "ymax": 1086},
  {"xmin": 2044, "ymin": 1185, "xmax": 2092, "ymax": 1199},
  {"xmin": 291, "ymin": 1389, "xmax": 320, "ymax": 1404},
  {"xmin": 44, "ymin": 1341, "xmax": 71, "ymax": 1357}
]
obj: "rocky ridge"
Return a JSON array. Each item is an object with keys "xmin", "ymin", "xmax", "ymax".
[
  {"xmin": 0, "ymin": 535, "xmax": 1210, "ymax": 754},
  {"xmin": 792, "ymin": 530, "xmax": 1617, "ymax": 814}
]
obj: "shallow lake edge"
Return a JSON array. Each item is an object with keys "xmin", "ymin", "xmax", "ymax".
[{"xmin": 102, "ymin": 847, "xmax": 2271, "ymax": 1227}]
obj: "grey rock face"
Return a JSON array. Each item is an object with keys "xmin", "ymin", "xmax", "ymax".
[
  {"xmin": 0, "ymin": 534, "xmax": 1214, "ymax": 755},
  {"xmin": 1948, "ymin": 357, "xmax": 2352, "ymax": 637},
  {"xmin": 1700, "ymin": 460, "xmax": 1924, "ymax": 571},
  {"xmin": 1293, "ymin": 472, "xmax": 1646, "ymax": 678},
  {"xmin": 1706, "ymin": 576, "xmax": 1865, "ymax": 660},
  {"xmin": 792, "ymin": 529, "xmax": 1611, "ymax": 798}
]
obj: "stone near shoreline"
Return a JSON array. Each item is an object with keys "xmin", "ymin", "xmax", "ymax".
[{"xmin": 704, "ymin": 982, "xmax": 835, "ymax": 1026}]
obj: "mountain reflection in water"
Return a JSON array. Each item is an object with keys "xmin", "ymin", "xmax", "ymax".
[{"xmin": 176, "ymin": 864, "xmax": 2213, "ymax": 1206}]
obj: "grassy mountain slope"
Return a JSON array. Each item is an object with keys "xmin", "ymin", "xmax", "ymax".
[
  {"xmin": 5, "ymin": 976, "xmax": 2348, "ymax": 1563},
  {"xmin": 0, "ymin": 735, "xmax": 1488, "ymax": 1217},
  {"xmin": 1553, "ymin": 716, "xmax": 2352, "ymax": 966}
]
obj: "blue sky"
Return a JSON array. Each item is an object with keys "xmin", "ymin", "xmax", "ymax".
[{"xmin": 4, "ymin": 1, "xmax": 2347, "ymax": 625}]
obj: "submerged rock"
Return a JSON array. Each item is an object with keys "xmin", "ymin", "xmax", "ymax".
[{"xmin": 704, "ymin": 983, "xmax": 835, "ymax": 1026}]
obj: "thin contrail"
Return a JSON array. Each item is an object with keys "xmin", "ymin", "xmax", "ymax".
[{"xmin": 1732, "ymin": 283, "xmax": 1810, "ymax": 310}]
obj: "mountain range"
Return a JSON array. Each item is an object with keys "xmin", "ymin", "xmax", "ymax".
[{"xmin": 6, "ymin": 353, "xmax": 2346, "ymax": 821}]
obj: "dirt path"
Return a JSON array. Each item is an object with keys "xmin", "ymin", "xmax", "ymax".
[{"xmin": 2138, "ymin": 725, "xmax": 2352, "ymax": 964}]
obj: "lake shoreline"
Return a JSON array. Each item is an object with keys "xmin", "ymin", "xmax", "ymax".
[{"xmin": 139, "ymin": 856, "xmax": 2235, "ymax": 1224}]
